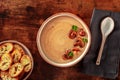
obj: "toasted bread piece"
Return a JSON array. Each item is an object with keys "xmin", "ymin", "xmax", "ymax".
[
  {"xmin": 2, "ymin": 43, "xmax": 13, "ymax": 54},
  {"xmin": 0, "ymin": 53, "xmax": 12, "ymax": 71},
  {"xmin": 14, "ymin": 44, "xmax": 25, "ymax": 55},
  {"xmin": 24, "ymin": 63, "xmax": 32, "ymax": 72},
  {"xmin": 11, "ymin": 49, "xmax": 22, "ymax": 63},
  {"xmin": 9, "ymin": 63, "xmax": 24, "ymax": 77},
  {"xmin": 0, "ymin": 45, "xmax": 6, "ymax": 57},
  {"xmin": 0, "ymin": 43, "xmax": 13, "ymax": 57},
  {"xmin": 1, "ymin": 71, "xmax": 18, "ymax": 80},
  {"xmin": 20, "ymin": 55, "xmax": 32, "ymax": 72}
]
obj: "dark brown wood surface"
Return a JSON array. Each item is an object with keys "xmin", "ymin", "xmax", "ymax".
[{"xmin": 0, "ymin": 0, "xmax": 120, "ymax": 80}]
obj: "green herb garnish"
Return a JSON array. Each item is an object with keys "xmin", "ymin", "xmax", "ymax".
[
  {"xmin": 82, "ymin": 38, "xmax": 88, "ymax": 43},
  {"xmin": 72, "ymin": 25, "xmax": 78, "ymax": 31},
  {"xmin": 68, "ymin": 51, "xmax": 74, "ymax": 57}
]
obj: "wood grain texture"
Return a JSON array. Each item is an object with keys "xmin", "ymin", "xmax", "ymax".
[{"xmin": 0, "ymin": 0, "xmax": 120, "ymax": 80}]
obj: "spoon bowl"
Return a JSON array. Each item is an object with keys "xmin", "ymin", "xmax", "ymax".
[
  {"xmin": 101, "ymin": 17, "xmax": 114, "ymax": 37},
  {"xmin": 96, "ymin": 17, "xmax": 114, "ymax": 65}
]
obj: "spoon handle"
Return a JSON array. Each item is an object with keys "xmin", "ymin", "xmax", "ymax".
[{"xmin": 96, "ymin": 37, "xmax": 106, "ymax": 65}]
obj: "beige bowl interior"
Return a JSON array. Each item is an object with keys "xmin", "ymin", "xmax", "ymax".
[{"xmin": 37, "ymin": 13, "xmax": 91, "ymax": 67}]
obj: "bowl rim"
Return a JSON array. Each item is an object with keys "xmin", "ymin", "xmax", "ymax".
[
  {"xmin": 37, "ymin": 12, "xmax": 91, "ymax": 67},
  {"xmin": 0, "ymin": 40, "xmax": 34, "ymax": 80}
]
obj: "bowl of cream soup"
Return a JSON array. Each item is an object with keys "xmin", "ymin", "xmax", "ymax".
[{"xmin": 37, "ymin": 13, "xmax": 91, "ymax": 67}]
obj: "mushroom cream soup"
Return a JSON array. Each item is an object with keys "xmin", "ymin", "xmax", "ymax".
[{"xmin": 40, "ymin": 16, "xmax": 88, "ymax": 63}]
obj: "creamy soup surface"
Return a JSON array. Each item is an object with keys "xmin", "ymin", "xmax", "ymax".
[{"xmin": 40, "ymin": 16, "xmax": 88, "ymax": 63}]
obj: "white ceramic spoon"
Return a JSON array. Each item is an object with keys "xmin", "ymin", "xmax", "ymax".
[{"xmin": 96, "ymin": 17, "xmax": 114, "ymax": 65}]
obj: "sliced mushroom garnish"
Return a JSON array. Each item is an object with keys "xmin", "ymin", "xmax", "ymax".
[
  {"xmin": 69, "ymin": 30, "xmax": 77, "ymax": 39},
  {"xmin": 69, "ymin": 25, "xmax": 78, "ymax": 39},
  {"xmin": 79, "ymin": 28, "xmax": 86, "ymax": 36},
  {"xmin": 74, "ymin": 37, "xmax": 85, "ymax": 48},
  {"xmin": 72, "ymin": 48, "xmax": 80, "ymax": 52},
  {"xmin": 63, "ymin": 49, "xmax": 74, "ymax": 60}
]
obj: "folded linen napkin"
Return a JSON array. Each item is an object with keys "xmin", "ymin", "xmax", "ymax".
[{"xmin": 79, "ymin": 9, "xmax": 120, "ymax": 79}]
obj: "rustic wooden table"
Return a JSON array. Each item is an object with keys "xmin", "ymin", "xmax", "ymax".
[{"xmin": 0, "ymin": 0, "xmax": 120, "ymax": 80}]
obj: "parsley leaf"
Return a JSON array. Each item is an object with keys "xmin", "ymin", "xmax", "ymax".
[
  {"xmin": 82, "ymin": 38, "xmax": 88, "ymax": 43},
  {"xmin": 68, "ymin": 51, "xmax": 74, "ymax": 57},
  {"xmin": 72, "ymin": 25, "xmax": 78, "ymax": 31}
]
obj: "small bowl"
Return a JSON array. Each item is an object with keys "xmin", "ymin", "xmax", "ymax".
[
  {"xmin": 37, "ymin": 12, "xmax": 91, "ymax": 67},
  {"xmin": 0, "ymin": 40, "xmax": 34, "ymax": 80}
]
